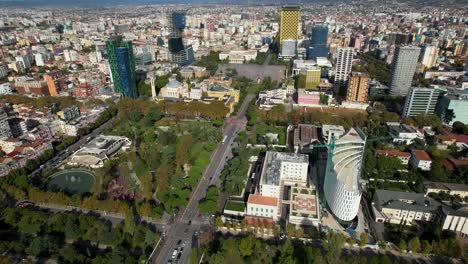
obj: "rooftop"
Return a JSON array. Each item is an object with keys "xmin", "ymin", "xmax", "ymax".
[
  {"xmin": 294, "ymin": 124, "xmax": 319, "ymax": 146},
  {"xmin": 248, "ymin": 194, "xmax": 278, "ymax": 207},
  {"xmin": 375, "ymin": 189, "xmax": 442, "ymax": 213},
  {"xmin": 424, "ymin": 181, "xmax": 468, "ymax": 193},
  {"xmin": 261, "ymin": 151, "xmax": 309, "ymax": 186},
  {"xmin": 412, "ymin": 149, "xmax": 432, "ymax": 161},
  {"xmin": 375, "ymin": 149, "xmax": 411, "ymax": 158}
]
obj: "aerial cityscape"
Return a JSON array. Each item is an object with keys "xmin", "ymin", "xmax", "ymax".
[{"xmin": 0, "ymin": 0, "xmax": 467, "ymax": 263}]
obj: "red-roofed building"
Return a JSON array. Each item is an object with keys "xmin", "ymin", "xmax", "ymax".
[
  {"xmin": 436, "ymin": 128, "xmax": 468, "ymax": 148},
  {"xmin": 0, "ymin": 138, "xmax": 23, "ymax": 154},
  {"xmin": 375, "ymin": 149, "xmax": 411, "ymax": 165},
  {"xmin": 247, "ymin": 194, "xmax": 279, "ymax": 221},
  {"xmin": 410, "ymin": 149, "xmax": 432, "ymax": 171},
  {"xmin": 443, "ymin": 157, "xmax": 468, "ymax": 172}
]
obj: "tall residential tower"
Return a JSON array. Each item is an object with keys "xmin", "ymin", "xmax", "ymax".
[
  {"xmin": 334, "ymin": 48, "xmax": 354, "ymax": 93},
  {"xmin": 389, "ymin": 46, "xmax": 421, "ymax": 96}
]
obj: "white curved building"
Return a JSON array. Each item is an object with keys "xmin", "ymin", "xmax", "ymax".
[{"xmin": 325, "ymin": 127, "xmax": 366, "ymax": 222}]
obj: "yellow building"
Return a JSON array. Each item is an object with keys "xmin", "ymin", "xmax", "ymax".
[
  {"xmin": 305, "ymin": 68, "xmax": 321, "ymax": 89},
  {"xmin": 279, "ymin": 5, "xmax": 300, "ymax": 49},
  {"xmin": 206, "ymin": 85, "xmax": 240, "ymax": 103}
]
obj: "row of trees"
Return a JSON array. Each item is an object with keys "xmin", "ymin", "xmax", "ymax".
[
  {"xmin": 201, "ymin": 234, "xmax": 420, "ymax": 264},
  {"xmin": 0, "ymin": 205, "xmax": 159, "ymax": 263}
]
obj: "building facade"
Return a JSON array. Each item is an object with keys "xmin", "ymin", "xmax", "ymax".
[
  {"xmin": 346, "ymin": 72, "xmax": 369, "ymax": 102},
  {"xmin": 334, "ymin": 48, "xmax": 354, "ymax": 92},
  {"xmin": 106, "ymin": 35, "xmax": 137, "ymax": 98},
  {"xmin": 307, "ymin": 25, "xmax": 329, "ymax": 60},
  {"xmin": 389, "ymin": 46, "xmax": 421, "ymax": 96},
  {"xmin": 325, "ymin": 128, "xmax": 366, "ymax": 222},
  {"xmin": 402, "ymin": 87, "xmax": 441, "ymax": 118},
  {"xmin": 279, "ymin": 5, "xmax": 300, "ymax": 49},
  {"xmin": 410, "ymin": 149, "xmax": 432, "ymax": 171}
]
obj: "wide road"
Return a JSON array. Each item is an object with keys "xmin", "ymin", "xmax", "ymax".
[
  {"xmin": 31, "ymin": 116, "xmax": 116, "ymax": 177},
  {"xmin": 152, "ymin": 94, "xmax": 254, "ymax": 264}
]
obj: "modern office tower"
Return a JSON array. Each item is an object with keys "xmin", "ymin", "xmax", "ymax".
[
  {"xmin": 334, "ymin": 48, "xmax": 354, "ymax": 92},
  {"xmin": 419, "ymin": 45, "xmax": 439, "ymax": 69},
  {"xmin": 325, "ymin": 127, "xmax": 366, "ymax": 222},
  {"xmin": 279, "ymin": 5, "xmax": 300, "ymax": 49},
  {"xmin": 167, "ymin": 11, "xmax": 193, "ymax": 66},
  {"xmin": 346, "ymin": 72, "xmax": 370, "ymax": 102},
  {"xmin": 0, "ymin": 110, "xmax": 12, "ymax": 139},
  {"xmin": 304, "ymin": 67, "xmax": 321, "ymax": 89},
  {"xmin": 402, "ymin": 87, "xmax": 441, "ymax": 118},
  {"xmin": 106, "ymin": 35, "xmax": 137, "ymax": 98},
  {"xmin": 307, "ymin": 25, "xmax": 330, "ymax": 60},
  {"xmin": 389, "ymin": 46, "xmax": 421, "ymax": 96}
]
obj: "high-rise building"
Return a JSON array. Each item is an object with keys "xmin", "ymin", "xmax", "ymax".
[
  {"xmin": 0, "ymin": 110, "xmax": 12, "ymax": 139},
  {"xmin": 334, "ymin": 48, "xmax": 354, "ymax": 92},
  {"xmin": 279, "ymin": 5, "xmax": 300, "ymax": 49},
  {"xmin": 106, "ymin": 35, "xmax": 137, "ymax": 98},
  {"xmin": 389, "ymin": 46, "xmax": 421, "ymax": 96},
  {"xmin": 325, "ymin": 127, "xmax": 366, "ymax": 222},
  {"xmin": 307, "ymin": 25, "xmax": 330, "ymax": 60},
  {"xmin": 346, "ymin": 72, "xmax": 370, "ymax": 102},
  {"xmin": 402, "ymin": 87, "xmax": 441, "ymax": 118},
  {"xmin": 168, "ymin": 11, "xmax": 193, "ymax": 66},
  {"xmin": 419, "ymin": 45, "xmax": 439, "ymax": 70}
]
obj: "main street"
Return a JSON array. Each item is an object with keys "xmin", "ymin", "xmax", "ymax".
[{"xmin": 152, "ymin": 94, "xmax": 254, "ymax": 264}]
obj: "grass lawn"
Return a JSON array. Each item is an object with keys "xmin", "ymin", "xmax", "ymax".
[{"xmin": 224, "ymin": 201, "xmax": 246, "ymax": 212}]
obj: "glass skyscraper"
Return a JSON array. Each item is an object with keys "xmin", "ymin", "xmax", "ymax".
[
  {"xmin": 106, "ymin": 35, "xmax": 137, "ymax": 98},
  {"xmin": 168, "ymin": 11, "xmax": 193, "ymax": 66},
  {"xmin": 307, "ymin": 25, "xmax": 330, "ymax": 60}
]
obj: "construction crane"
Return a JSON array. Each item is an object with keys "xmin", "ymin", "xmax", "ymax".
[{"xmin": 306, "ymin": 135, "xmax": 394, "ymax": 208}]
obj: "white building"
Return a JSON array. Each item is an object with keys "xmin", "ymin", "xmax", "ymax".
[
  {"xmin": 280, "ymin": 40, "xmax": 297, "ymax": 59},
  {"xmin": 69, "ymin": 135, "xmax": 131, "ymax": 168},
  {"xmin": 219, "ymin": 50, "xmax": 257, "ymax": 64},
  {"xmin": 35, "ymin": 53, "xmax": 45, "ymax": 67},
  {"xmin": 325, "ymin": 127, "xmax": 366, "ymax": 222},
  {"xmin": 373, "ymin": 189, "xmax": 444, "ymax": 225},
  {"xmin": 387, "ymin": 122, "xmax": 424, "ymax": 145},
  {"xmin": 322, "ymin": 124, "xmax": 345, "ymax": 144},
  {"xmin": 442, "ymin": 208, "xmax": 468, "ymax": 240},
  {"xmin": 0, "ymin": 83, "xmax": 13, "ymax": 95},
  {"xmin": 402, "ymin": 87, "xmax": 441, "ymax": 118},
  {"xmin": 420, "ymin": 45, "xmax": 439, "ymax": 69},
  {"xmin": 375, "ymin": 149, "xmax": 411, "ymax": 165},
  {"xmin": 0, "ymin": 110, "xmax": 12, "ymax": 139},
  {"xmin": 247, "ymin": 194, "xmax": 279, "ymax": 221},
  {"xmin": 334, "ymin": 48, "xmax": 354, "ymax": 90},
  {"xmin": 259, "ymin": 151, "xmax": 309, "ymax": 198},
  {"xmin": 410, "ymin": 149, "xmax": 432, "ymax": 171},
  {"xmin": 424, "ymin": 182, "xmax": 468, "ymax": 199}
]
